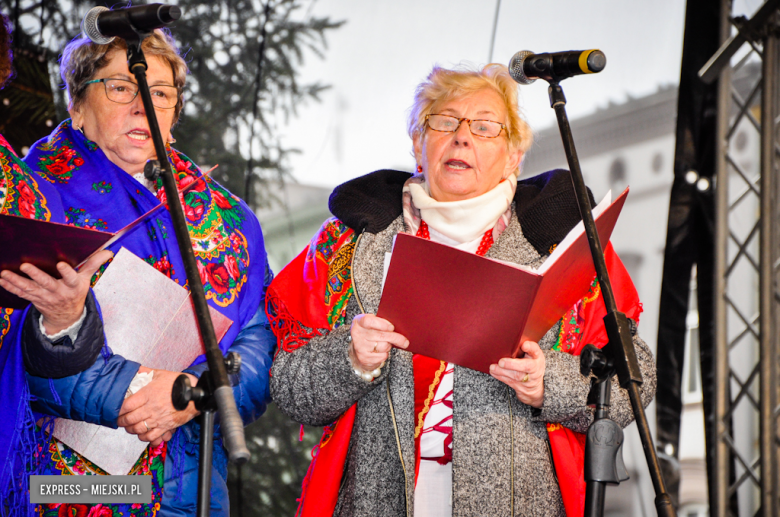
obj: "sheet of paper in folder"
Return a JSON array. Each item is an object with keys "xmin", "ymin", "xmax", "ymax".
[{"xmin": 53, "ymin": 247, "xmax": 233, "ymax": 476}]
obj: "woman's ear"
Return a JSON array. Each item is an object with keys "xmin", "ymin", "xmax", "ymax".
[
  {"xmin": 413, "ymin": 132, "xmax": 424, "ymax": 166},
  {"xmin": 69, "ymin": 102, "xmax": 83, "ymax": 130},
  {"xmin": 504, "ymin": 149, "xmax": 523, "ymax": 179}
]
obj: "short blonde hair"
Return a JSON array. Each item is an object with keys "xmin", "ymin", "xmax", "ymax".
[
  {"xmin": 408, "ymin": 63, "xmax": 533, "ymax": 172},
  {"xmin": 60, "ymin": 30, "xmax": 188, "ymax": 124}
]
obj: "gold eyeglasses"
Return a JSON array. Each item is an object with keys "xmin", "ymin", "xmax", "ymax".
[
  {"xmin": 83, "ymin": 78, "xmax": 179, "ymax": 109},
  {"xmin": 425, "ymin": 114, "xmax": 506, "ymax": 138}
]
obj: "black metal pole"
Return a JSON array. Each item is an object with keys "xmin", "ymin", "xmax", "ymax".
[
  {"xmin": 547, "ymin": 82, "xmax": 675, "ymax": 517},
  {"xmin": 121, "ymin": 34, "xmax": 249, "ymax": 513},
  {"xmin": 198, "ymin": 409, "xmax": 216, "ymax": 517}
]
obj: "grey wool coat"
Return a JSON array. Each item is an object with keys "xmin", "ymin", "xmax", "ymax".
[{"xmin": 271, "ymin": 169, "xmax": 657, "ymax": 517}]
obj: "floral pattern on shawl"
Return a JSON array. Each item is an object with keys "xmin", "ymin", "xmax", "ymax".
[
  {"xmin": 0, "ymin": 135, "xmax": 52, "ymax": 220},
  {"xmin": 35, "ymin": 440, "xmax": 165, "ymax": 517}
]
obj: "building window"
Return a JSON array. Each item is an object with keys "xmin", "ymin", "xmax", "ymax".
[
  {"xmin": 609, "ymin": 157, "xmax": 627, "ymax": 190},
  {"xmin": 652, "ymin": 152, "xmax": 664, "ymax": 174}
]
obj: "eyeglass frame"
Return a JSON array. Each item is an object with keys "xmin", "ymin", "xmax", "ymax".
[
  {"xmin": 424, "ymin": 113, "xmax": 506, "ymax": 138},
  {"xmin": 82, "ymin": 77, "xmax": 180, "ymax": 110}
]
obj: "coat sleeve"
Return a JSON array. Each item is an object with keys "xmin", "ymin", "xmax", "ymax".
[
  {"xmin": 26, "ymin": 352, "xmax": 140, "ymax": 428},
  {"xmin": 270, "ymin": 297, "xmax": 386, "ymax": 427},
  {"xmin": 184, "ymin": 263, "xmax": 276, "ymax": 425},
  {"xmin": 534, "ymin": 330, "xmax": 656, "ymax": 432},
  {"xmin": 22, "ymin": 289, "xmax": 106, "ymax": 379}
]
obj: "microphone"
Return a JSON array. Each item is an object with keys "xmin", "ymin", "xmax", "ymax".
[
  {"xmin": 81, "ymin": 4, "xmax": 182, "ymax": 45},
  {"xmin": 508, "ymin": 50, "xmax": 606, "ymax": 85}
]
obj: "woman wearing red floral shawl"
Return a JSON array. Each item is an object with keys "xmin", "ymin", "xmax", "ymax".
[{"xmin": 268, "ymin": 64, "xmax": 656, "ymax": 517}]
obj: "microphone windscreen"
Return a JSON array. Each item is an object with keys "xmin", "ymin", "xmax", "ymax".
[
  {"xmin": 508, "ymin": 51, "xmax": 536, "ymax": 85},
  {"xmin": 81, "ymin": 6, "xmax": 115, "ymax": 45}
]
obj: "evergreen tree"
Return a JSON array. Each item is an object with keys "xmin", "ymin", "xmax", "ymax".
[
  {"xmin": 3, "ymin": 0, "xmax": 342, "ymax": 209},
  {"xmin": 3, "ymin": 1, "xmax": 342, "ymax": 515}
]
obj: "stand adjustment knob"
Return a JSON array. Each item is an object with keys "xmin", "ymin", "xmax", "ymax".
[
  {"xmin": 144, "ymin": 159, "xmax": 162, "ymax": 181},
  {"xmin": 172, "ymin": 374, "xmax": 209, "ymax": 410},
  {"xmin": 225, "ymin": 351, "xmax": 241, "ymax": 374}
]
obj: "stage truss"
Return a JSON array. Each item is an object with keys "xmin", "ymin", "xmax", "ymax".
[{"xmin": 713, "ymin": 1, "xmax": 780, "ymax": 515}]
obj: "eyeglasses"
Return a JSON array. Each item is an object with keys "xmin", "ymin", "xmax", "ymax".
[
  {"xmin": 83, "ymin": 78, "xmax": 179, "ymax": 109},
  {"xmin": 425, "ymin": 114, "xmax": 506, "ymax": 138}
]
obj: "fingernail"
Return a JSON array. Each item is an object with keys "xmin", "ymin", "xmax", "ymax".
[
  {"xmin": 489, "ymin": 365, "xmax": 496, "ymax": 372},
  {"xmin": 403, "ymin": 340, "xmax": 409, "ymax": 348},
  {"xmin": 498, "ymin": 360, "xmax": 505, "ymax": 368}
]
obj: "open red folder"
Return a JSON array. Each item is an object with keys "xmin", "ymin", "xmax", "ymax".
[
  {"xmin": 376, "ymin": 188, "xmax": 628, "ymax": 374},
  {"xmin": 0, "ymin": 169, "xmax": 215, "ymax": 309},
  {"xmin": 0, "ymin": 214, "xmax": 114, "ymax": 308}
]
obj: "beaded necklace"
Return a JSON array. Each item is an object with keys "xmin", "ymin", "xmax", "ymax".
[{"xmin": 415, "ymin": 220, "xmax": 494, "ymax": 256}]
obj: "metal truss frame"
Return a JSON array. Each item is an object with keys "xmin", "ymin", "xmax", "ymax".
[{"xmin": 713, "ymin": 1, "xmax": 780, "ymax": 515}]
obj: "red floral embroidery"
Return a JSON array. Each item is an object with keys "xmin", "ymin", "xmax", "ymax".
[
  {"xmin": 225, "ymin": 255, "xmax": 240, "ymax": 280},
  {"xmin": 207, "ymin": 263, "xmax": 231, "ymax": 294},
  {"xmin": 39, "ymin": 146, "xmax": 81, "ymax": 182}
]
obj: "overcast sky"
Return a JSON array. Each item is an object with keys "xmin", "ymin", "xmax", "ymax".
[
  {"xmin": 278, "ymin": 0, "xmax": 689, "ymax": 187},
  {"xmin": 276, "ymin": 0, "xmax": 764, "ymax": 188}
]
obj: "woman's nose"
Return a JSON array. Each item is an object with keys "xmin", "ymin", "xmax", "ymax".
[
  {"xmin": 453, "ymin": 120, "xmax": 472, "ymax": 146},
  {"xmin": 130, "ymin": 93, "xmax": 146, "ymax": 114}
]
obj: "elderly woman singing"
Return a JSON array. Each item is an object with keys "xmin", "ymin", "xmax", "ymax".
[
  {"xmin": 0, "ymin": 29, "xmax": 274, "ymax": 516},
  {"xmin": 268, "ymin": 64, "xmax": 656, "ymax": 517}
]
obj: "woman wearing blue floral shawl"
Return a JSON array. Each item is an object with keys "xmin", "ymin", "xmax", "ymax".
[{"xmin": 0, "ymin": 28, "xmax": 275, "ymax": 517}]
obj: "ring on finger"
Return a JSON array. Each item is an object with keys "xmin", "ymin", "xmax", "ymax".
[
  {"xmin": 143, "ymin": 421, "xmax": 150, "ymax": 432},
  {"xmin": 372, "ymin": 342, "xmax": 378, "ymax": 353},
  {"xmin": 520, "ymin": 373, "xmax": 529, "ymax": 383}
]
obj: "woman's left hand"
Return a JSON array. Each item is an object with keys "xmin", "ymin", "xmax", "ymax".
[
  {"xmin": 117, "ymin": 368, "xmax": 200, "ymax": 447},
  {"xmin": 0, "ymin": 250, "xmax": 113, "ymax": 334},
  {"xmin": 489, "ymin": 340, "xmax": 546, "ymax": 408}
]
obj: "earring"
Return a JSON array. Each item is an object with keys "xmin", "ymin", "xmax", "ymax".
[
  {"xmin": 417, "ymin": 165, "xmax": 423, "ymax": 173},
  {"xmin": 168, "ymin": 134, "xmax": 177, "ymax": 144}
]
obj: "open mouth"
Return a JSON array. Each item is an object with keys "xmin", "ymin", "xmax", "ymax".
[
  {"xmin": 127, "ymin": 130, "xmax": 150, "ymax": 141},
  {"xmin": 446, "ymin": 159, "xmax": 471, "ymax": 170}
]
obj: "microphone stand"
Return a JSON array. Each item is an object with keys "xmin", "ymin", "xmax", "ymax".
[
  {"xmin": 545, "ymin": 81, "xmax": 676, "ymax": 517},
  {"xmin": 118, "ymin": 30, "xmax": 250, "ymax": 517}
]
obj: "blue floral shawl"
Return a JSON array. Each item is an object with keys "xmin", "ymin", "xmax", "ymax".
[{"xmin": 0, "ymin": 135, "xmax": 65, "ymax": 516}]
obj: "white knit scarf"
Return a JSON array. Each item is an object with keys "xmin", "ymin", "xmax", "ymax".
[{"xmin": 402, "ymin": 174, "xmax": 517, "ymax": 244}]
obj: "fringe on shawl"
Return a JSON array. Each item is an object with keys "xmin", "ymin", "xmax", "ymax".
[{"xmin": 1, "ymin": 383, "xmax": 55, "ymax": 517}]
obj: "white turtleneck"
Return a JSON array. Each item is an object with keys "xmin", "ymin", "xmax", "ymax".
[{"xmin": 405, "ymin": 175, "xmax": 516, "ymax": 244}]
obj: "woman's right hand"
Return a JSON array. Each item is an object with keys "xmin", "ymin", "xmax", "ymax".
[{"xmin": 349, "ymin": 314, "xmax": 409, "ymax": 372}]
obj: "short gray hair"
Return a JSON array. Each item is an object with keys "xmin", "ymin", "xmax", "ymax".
[{"xmin": 60, "ymin": 30, "xmax": 188, "ymax": 124}]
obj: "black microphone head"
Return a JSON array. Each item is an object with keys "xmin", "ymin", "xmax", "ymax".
[
  {"xmin": 159, "ymin": 5, "xmax": 182, "ymax": 24},
  {"xmin": 82, "ymin": 6, "xmax": 115, "ymax": 45},
  {"xmin": 508, "ymin": 50, "xmax": 536, "ymax": 85}
]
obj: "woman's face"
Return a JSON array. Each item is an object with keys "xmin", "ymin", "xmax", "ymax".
[
  {"xmin": 69, "ymin": 50, "xmax": 176, "ymax": 175},
  {"xmin": 413, "ymin": 88, "xmax": 522, "ymax": 202}
]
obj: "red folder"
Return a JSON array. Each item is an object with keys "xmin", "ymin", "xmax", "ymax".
[
  {"xmin": 376, "ymin": 189, "xmax": 628, "ymax": 373},
  {"xmin": 0, "ymin": 170, "xmax": 215, "ymax": 309},
  {"xmin": 0, "ymin": 214, "xmax": 114, "ymax": 309}
]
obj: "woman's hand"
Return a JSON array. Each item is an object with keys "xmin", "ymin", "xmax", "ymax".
[
  {"xmin": 489, "ymin": 340, "xmax": 546, "ymax": 408},
  {"xmin": 0, "ymin": 250, "xmax": 113, "ymax": 334},
  {"xmin": 350, "ymin": 314, "xmax": 409, "ymax": 372},
  {"xmin": 117, "ymin": 368, "xmax": 200, "ymax": 447}
]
